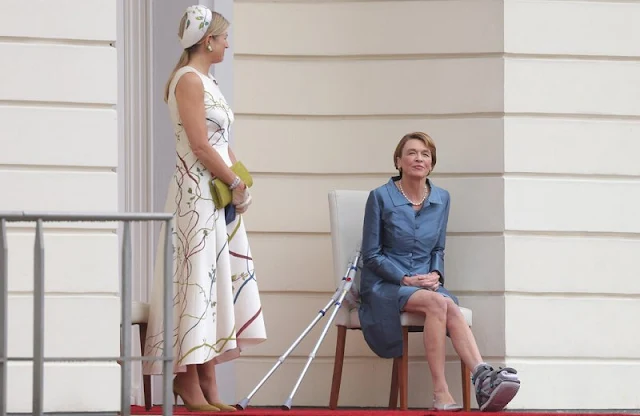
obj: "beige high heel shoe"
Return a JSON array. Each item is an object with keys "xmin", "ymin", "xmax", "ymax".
[
  {"xmin": 201, "ymin": 383, "xmax": 237, "ymax": 411},
  {"xmin": 207, "ymin": 402, "xmax": 237, "ymax": 412},
  {"xmin": 173, "ymin": 381, "xmax": 220, "ymax": 412}
]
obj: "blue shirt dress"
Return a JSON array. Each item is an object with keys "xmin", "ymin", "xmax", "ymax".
[{"xmin": 358, "ymin": 177, "xmax": 459, "ymax": 358}]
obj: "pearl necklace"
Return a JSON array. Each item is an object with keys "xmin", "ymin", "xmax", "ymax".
[{"xmin": 397, "ymin": 181, "xmax": 429, "ymax": 206}]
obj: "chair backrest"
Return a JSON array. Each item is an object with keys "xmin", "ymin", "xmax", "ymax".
[{"xmin": 327, "ymin": 190, "xmax": 370, "ymax": 288}]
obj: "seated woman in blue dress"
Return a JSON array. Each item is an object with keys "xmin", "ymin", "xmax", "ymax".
[{"xmin": 358, "ymin": 132, "xmax": 521, "ymax": 412}]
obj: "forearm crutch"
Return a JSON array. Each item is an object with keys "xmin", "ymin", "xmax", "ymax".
[{"xmin": 236, "ymin": 249, "xmax": 361, "ymax": 411}]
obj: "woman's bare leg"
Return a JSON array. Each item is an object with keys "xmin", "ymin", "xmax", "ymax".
[
  {"xmin": 443, "ymin": 297, "xmax": 483, "ymax": 370},
  {"xmin": 403, "ymin": 290, "xmax": 455, "ymax": 405},
  {"xmin": 197, "ymin": 359, "xmax": 221, "ymax": 403},
  {"xmin": 173, "ymin": 364, "xmax": 210, "ymax": 406},
  {"xmin": 444, "ymin": 297, "xmax": 521, "ymax": 412}
]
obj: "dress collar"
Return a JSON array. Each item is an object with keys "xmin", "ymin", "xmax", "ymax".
[{"xmin": 385, "ymin": 176, "xmax": 443, "ymax": 207}]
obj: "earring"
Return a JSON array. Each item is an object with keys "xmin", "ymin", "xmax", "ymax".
[{"xmin": 206, "ymin": 43, "xmax": 213, "ymax": 52}]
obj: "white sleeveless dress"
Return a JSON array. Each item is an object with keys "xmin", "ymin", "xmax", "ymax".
[{"xmin": 143, "ymin": 66, "xmax": 267, "ymax": 375}]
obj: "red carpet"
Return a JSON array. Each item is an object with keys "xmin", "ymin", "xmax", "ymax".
[
  {"xmin": 131, "ymin": 406, "xmax": 436, "ymax": 415},
  {"xmin": 131, "ymin": 406, "xmax": 640, "ymax": 416}
]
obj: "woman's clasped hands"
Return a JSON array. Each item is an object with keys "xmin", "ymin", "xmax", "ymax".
[
  {"xmin": 401, "ymin": 272, "xmax": 441, "ymax": 291},
  {"xmin": 231, "ymin": 182, "xmax": 252, "ymax": 214}
]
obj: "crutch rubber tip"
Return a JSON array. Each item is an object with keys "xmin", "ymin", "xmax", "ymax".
[
  {"xmin": 236, "ymin": 398, "xmax": 250, "ymax": 410},
  {"xmin": 281, "ymin": 399, "xmax": 293, "ymax": 410}
]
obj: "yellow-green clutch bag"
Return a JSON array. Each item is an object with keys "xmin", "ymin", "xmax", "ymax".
[{"xmin": 210, "ymin": 161, "xmax": 253, "ymax": 209}]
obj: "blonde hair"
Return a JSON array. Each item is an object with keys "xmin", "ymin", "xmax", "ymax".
[
  {"xmin": 393, "ymin": 132, "xmax": 437, "ymax": 177},
  {"xmin": 163, "ymin": 11, "xmax": 230, "ymax": 103}
]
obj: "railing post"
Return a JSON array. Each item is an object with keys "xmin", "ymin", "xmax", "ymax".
[
  {"xmin": 0, "ymin": 211, "xmax": 173, "ymax": 416},
  {"xmin": 121, "ymin": 221, "xmax": 132, "ymax": 416},
  {"xmin": 0, "ymin": 219, "xmax": 8, "ymax": 416},
  {"xmin": 33, "ymin": 219, "xmax": 45, "ymax": 416},
  {"xmin": 162, "ymin": 219, "xmax": 173, "ymax": 416}
]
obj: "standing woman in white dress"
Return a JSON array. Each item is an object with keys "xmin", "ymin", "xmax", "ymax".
[{"xmin": 143, "ymin": 5, "xmax": 267, "ymax": 412}]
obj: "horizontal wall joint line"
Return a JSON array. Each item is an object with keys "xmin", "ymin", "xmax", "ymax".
[
  {"xmin": 505, "ymin": 230, "xmax": 640, "ymax": 239},
  {"xmin": 0, "ymin": 100, "xmax": 115, "ymax": 109},
  {"xmin": 235, "ymin": 112, "xmax": 505, "ymax": 120},
  {"xmin": 235, "ymin": 112, "xmax": 640, "ymax": 120},
  {"xmin": 8, "ymin": 292, "xmax": 120, "ymax": 297},
  {"xmin": 0, "ymin": 36, "xmax": 114, "ymax": 47},
  {"xmin": 250, "ymin": 172, "xmax": 501, "ymax": 179},
  {"xmin": 235, "ymin": 52, "xmax": 640, "ymax": 63},
  {"xmin": 236, "ymin": 52, "xmax": 503, "ymax": 61},
  {"xmin": 505, "ymin": 356, "xmax": 640, "ymax": 364},
  {"xmin": 247, "ymin": 171, "xmax": 640, "ymax": 180},
  {"xmin": 248, "ymin": 230, "xmax": 640, "ymax": 239},
  {"xmin": 4, "ymin": 225, "xmax": 117, "ymax": 233},
  {"xmin": 246, "ymin": 231, "xmax": 502, "ymax": 237},
  {"xmin": 0, "ymin": 165, "xmax": 117, "ymax": 173},
  {"xmin": 505, "ymin": 291, "xmax": 640, "ymax": 300},
  {"xmin": 504, "ymin": 172, "xmax": 640, "ymax": 181},
  {"xmin": 235, "ymin": 355, "xmax": 505, "ymax": 363}
]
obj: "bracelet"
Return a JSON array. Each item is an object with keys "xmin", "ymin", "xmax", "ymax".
[{"xmin": 229, "ymin": 176, "xmax": 241, "ymax": 190}]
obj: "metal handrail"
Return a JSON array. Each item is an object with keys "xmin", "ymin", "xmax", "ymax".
[{"xmin": 0, "ymin": 211, "xmax": 174, "ymax": 416}]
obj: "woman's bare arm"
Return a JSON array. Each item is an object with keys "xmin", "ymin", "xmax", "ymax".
[
  {"xmin": 174, "ymin": 72, "xmax": 241, "ymax": 187},
  {"xmin": 228, "ymin": 147, "xmax": 238, "ymax": 164}
]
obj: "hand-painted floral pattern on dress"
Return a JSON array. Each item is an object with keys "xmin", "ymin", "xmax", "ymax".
[{"xmin": 143, "ymin": 66, "xmax": 267, "ymax": 375}]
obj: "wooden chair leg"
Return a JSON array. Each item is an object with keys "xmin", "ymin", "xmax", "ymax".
[
  {"xmin": 389, "ymin": 357, "xmax": 400, "ymax": 409},
  {"xmin": 329, "ymin": 325, "xmax": 347, "ymax": 409},
  {"xmin": 139, "ymin": 323, "xmax": 152, "ymax": 411},
  {"xmin": 461, "ymin": 359, "xmax": 471, "ymax": 411},
  {"xmin": 400, "ymin": 327, "xmax": 409, "ymax": 410}
]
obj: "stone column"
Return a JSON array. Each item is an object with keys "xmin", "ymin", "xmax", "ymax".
[{"xmin": 502, "ymin": 0, "xmax": 640, "ymax": 409}]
